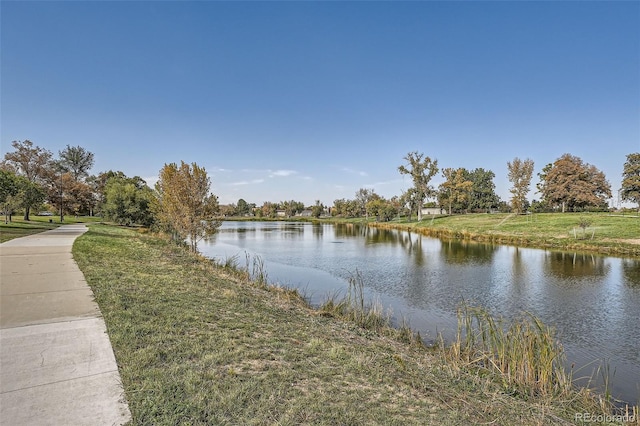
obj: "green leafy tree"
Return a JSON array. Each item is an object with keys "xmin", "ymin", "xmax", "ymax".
[
  {"xmin": 331, "ymin": 198, "xmax": 360, "ymax": 218},
  {"xmin": 311, "ymin": 200, "xmax": 324, "ymax": 218},
  {"xmin": 156, "ymin": 161, "xmax": 221, "ymax": 252},
  {"xmin": 281, "ymin": 200, "xmax": 304, "ymax": 217},
  {"xmin": 3, "ymin": 140, "xmax": 53, "ymax": 220},
  {"xmin": 621, "ymin": 153, "xmax": 640, "ymax": 211},
  {"xmin": 438, "ymin": 168, "xmax": 473, "ymax": 214},
  {"xmin": 507, "ymin": 157, "xmax": 534, "ymax": 214},
  {"xmin": 538, "ymin": 154, "xmax": 611, "ymax": 212},
  {"xmin": 17, "ymin": 178, "xmax": 47, "ymax": 220},
  {"xmin": 58, "ymin": 145, "xmax": 94, "ymax": 181},
  {"xmin": 355, "ymin": 188, "xmax": 376, "ymax": 218},
  {"xmin": 102, "ymin": 176, "xmax": 155, "ymax": 226},
  {"xmin": 89, "ymin": 170, "xmax": 128, "ymax": 214},
  {"xmin": 400, "ymin": 189, "xmax": 418, "ymax": 220},
  {"xmin": 398, "ymin": 151, "xmax": 439, "ymax": 221},
  {"xmin": 468, "ymin": 168, "xmax": 500, "ymax": 212},
  {"xmin": 236, "ymin": 198, "xmax": 250, "ymax": 216},
  {"xmin": 366, "ymin": 196, "xmax": 397, "ymax": 222},
  {"xmin": 0, "ymin": 170, "xmax": 21, "ymax": 222}
]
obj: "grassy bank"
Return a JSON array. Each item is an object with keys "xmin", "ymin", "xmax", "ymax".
[
  {"xmin": 355, "ymin": 213, "xmax": 640, "ymax": 258},
  {"xmin": 72, "ymin": 224, "xmax": 634, "ymax": 425}
]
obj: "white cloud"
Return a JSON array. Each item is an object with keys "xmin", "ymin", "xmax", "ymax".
[
  {"xmin": 369, "ymin": 178, "xmax": 403, "ymax": 187},
  {"xmin": 341, "ymin": 167, "xmax": 368, "ymax": 177},
  {"xmin": 269, "ymin": 169, "xmax": 298, "ymax": 177},
  {"xmin": 210, "ymin": 166, "xmax": 232, "ymax": 173},
  {"xmin": 230, "ymin": 179, "xmax": 265, "ymax": 186}
]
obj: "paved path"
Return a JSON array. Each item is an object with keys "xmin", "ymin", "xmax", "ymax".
[{"xmin": 0, "ymin": 224, "xmax": 131, "ymax": 425}]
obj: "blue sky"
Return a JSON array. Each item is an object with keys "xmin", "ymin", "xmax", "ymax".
[{"xmin": 2, "ymin": 1, "xmax": 639, "ymax": 207}]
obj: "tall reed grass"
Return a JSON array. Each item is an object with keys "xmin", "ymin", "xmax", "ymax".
[
  {"xmin": 443, "ymin": 304, "xmax": 572, "ymax": 398},
  {"xmin": 319, "ymin": 270, "xmax": 389, "ymax": 331}
]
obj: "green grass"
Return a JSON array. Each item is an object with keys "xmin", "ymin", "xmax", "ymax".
[
  {"xmin": 0, "ymin": 214, "xmax": 103, "ymax": 243},
  {"xmin": 368, "ymin": 212, "xmax": 640, "ymax": 258},
  {"xmin": 70, "ymin": 224, "xmax": 634, "ymax": 425},
  {"xmin": 0, "ymin": 214, "xmax": 101, "ymax": 243}
]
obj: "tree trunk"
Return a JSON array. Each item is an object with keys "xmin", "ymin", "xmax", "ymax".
[{"xmin": 23, "ymin": 206, "xmax": 30, "ymax": 221}]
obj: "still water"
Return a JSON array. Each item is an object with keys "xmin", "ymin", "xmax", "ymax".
[{"xmin": 200, "ymin": 221, "xmax": 640, "ymax": 404}]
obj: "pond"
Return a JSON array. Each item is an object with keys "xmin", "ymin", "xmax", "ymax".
[{"xmin": 200, "ymin": 221, "xmax": 640, "ymax": 405}]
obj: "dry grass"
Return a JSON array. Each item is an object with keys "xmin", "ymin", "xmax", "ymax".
[{"xmin": 72, "ymin": 224, "xmax": 636, "ymax": 425}]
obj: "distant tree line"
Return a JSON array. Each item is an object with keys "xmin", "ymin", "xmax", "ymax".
[{"xmin": 2, "ymin": 141, "xmax": 639, "ymax": 237}]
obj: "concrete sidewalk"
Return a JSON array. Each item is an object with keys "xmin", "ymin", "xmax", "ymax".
[{"xmin": 0, "ymin": 224, "xmax": 131, "ymax": 425}]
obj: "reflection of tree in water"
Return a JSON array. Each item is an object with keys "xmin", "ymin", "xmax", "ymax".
[
  {"xmin": 334, "ymin": 223, "xmax": 367, "ymax": 238},
  {"xmin": 363, "ymin": 226, "xmax": 403, "ymax": 245},
  {"xmin": 439, "ymin": 239, "xmax": 496, "ymax": 265},
  {"xmin": 312, "ymin": 223, "xmax": 324, "ymax": 239},
  {"xmin": 622, "ymin": 258, "xmax": 640, "ymax": 287},
  {"xmin": 543, "ymin": 252, "xmax": 608, "ymax": 278},
  {"xmin": 277, "ymin": 223, "xmax": 305, "ymax": 239},
  {"xmin": 334, "ymin": 224, "xmax": 426, "ymax": 265}
]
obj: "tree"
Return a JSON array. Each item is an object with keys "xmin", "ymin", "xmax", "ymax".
[
  {"xmin": 156, "ymin": 161, "xmax": 221, "ymax": 252},
  {"xmin": 281, "ymin": 200, "xmax": 304, "ymax": 217},
  {"xmin": 355, "ymin": 188, "xmax": 376, "ymax": 218},
  {"xmin": 507, "ymin": 157, "xmax": 534, "ymax": 214},
  {"xmin": 366, "ymin": 196, "xmax": 397, "ymax": 222},
  {"xmin": 438, "ymin": 168, "xmax": 473, "ymax": 214},
  {"xmin": 58, "ymin": 145, "xmax": 94, "ymax": 181},
  {"xmin": 0, "ymin": 170, "xmax": 21, "ymax": 223},
  {"xmin": 468, "ymin": 168, "xmax": 500, "ymax": 212},
  {"xmin": 331, "ymin": 198, "xmax": 360, "ymax": 218},
  {"xmin": 538, "ymin": 154, "xmax": 611, "ymax": 212},
  {"xmin": 260, "ymin": 201, "xmax": 278, "ymax": 218},
  {"xmin": 400, "ymin": 189, "xmax": 418, "ymax": 221},
  {"xmin": 16, "ymin": 178, "xmax": 47, "ymax": 220},
  {"xmin": 621, "ymin": 153, "xmax": 640, "ymax": 211},
  {"xmin": 311, "ymin": 200, "xmax": 324, "ymax": 218},
  {"xmin": 398, "ymin": 151, "xmax": 439, "ymax": 221},
  {"xmin": 102, "ymin": 175, "xmax": 155, "ymax": 226},
  {"xmin": 89, "ymin": 170, "xmax": 141, "ymax": 215},
  {"xmin": 236, "ymin": 198, "xmax": 250, "ymax": 216},
  {"xmin": 3, "ymin": 140, "xmax": 53, "ymax": 220}
]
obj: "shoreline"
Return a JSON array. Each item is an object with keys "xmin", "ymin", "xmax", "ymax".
[
  {"xmin": 72, "ymin": 223, "xmax": 638, "ymax": 424},
  {"xmin": 220, "ymin": 213, "xmax": 640, "ymax": 259}
]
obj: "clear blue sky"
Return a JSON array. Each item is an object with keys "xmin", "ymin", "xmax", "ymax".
[{"xmin": 2, "ymin": 1, "xmax": 639, "ymax": 207}]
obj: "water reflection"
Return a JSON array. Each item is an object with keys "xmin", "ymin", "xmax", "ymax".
[
  {"xmin": 440, "ymin": 239, "xmax": 496, "ymax": 265},
  {"xmin": 543, "ymin": 252, "xmax": 609, "ymax": 278},
  {"xmin": 312, "ymin": 223, "xmax": 324, "ymax": 239},
  {"xmin": 622, "ymin": 259, "xmax": 640, "ymax": 287},
  {"xmin": 202, "ymin": 221, "xmax": 640, "ymax": 404}
]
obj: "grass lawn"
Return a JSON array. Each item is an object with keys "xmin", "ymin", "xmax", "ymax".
[
  {"xmin": 72, "ymin": 224, "xmax": 627, "ymax": 425},
  {"xmin": 0, "ymin": 215, "xmax": 103, "ymax": 243},
  {"xmin": 368, "ymin": 212, "xmax": 640, "ymax": 258}
]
